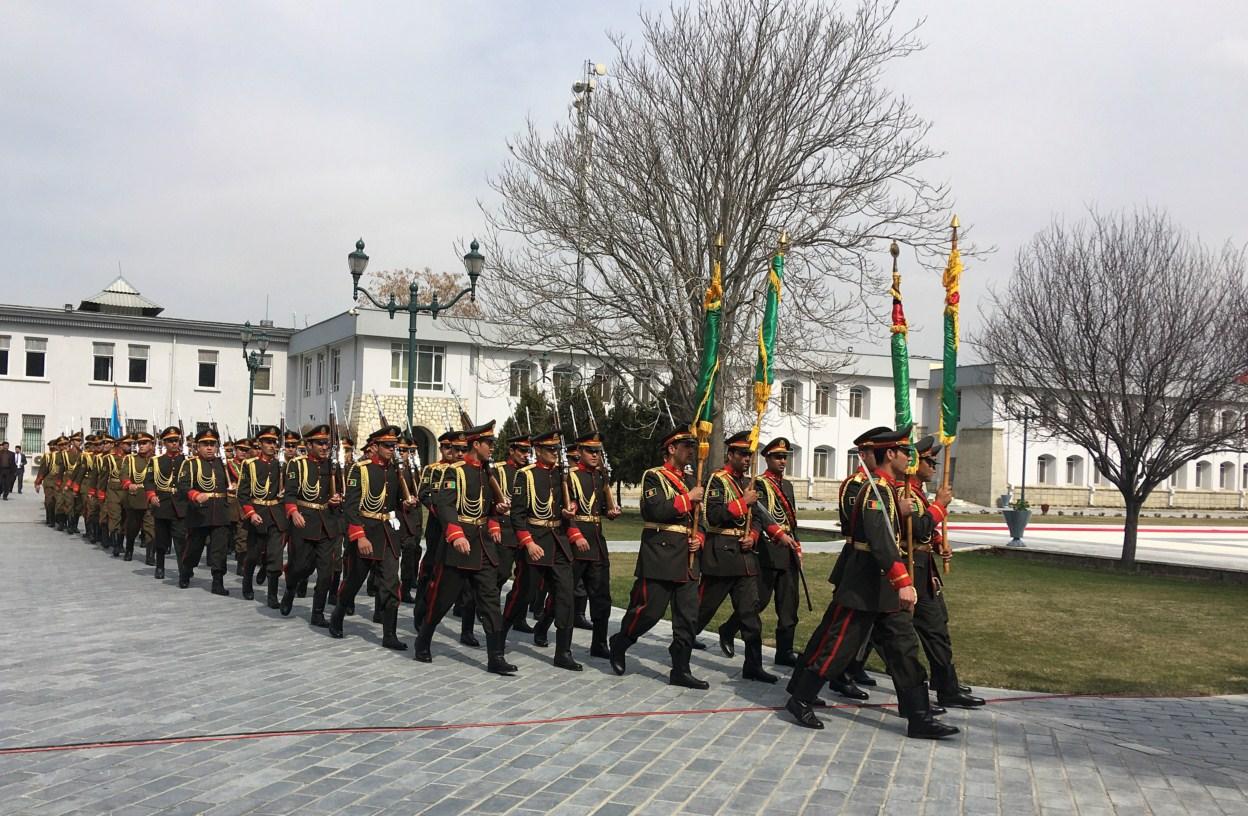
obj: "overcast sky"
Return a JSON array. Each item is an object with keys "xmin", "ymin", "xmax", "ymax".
[{"xmin": 3, "ymin": 1, "xmax": 1245, "ymax": 358}]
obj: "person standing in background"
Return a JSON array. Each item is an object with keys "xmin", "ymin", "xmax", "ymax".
[
  {"xmin": 0, "ymin": 441, "xmax": 15, "ymax": 499},
  {"xmin": 14, "ymin": 445, "xmax": 28, "ymax": 494}
]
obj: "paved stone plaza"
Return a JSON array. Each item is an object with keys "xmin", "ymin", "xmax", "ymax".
[{"xmin": 1, "ymin": 492, "xmax": 1245, "ymax": 815}]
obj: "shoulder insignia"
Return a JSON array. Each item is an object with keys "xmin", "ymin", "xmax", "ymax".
[{"xmin": 644, "ymin": 487, "xmax": 657, "ymax": 498}]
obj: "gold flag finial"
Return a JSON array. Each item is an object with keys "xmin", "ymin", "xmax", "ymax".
[
  {"xmin": 714, "ymin": 232, "xmax": 724, "ymax": 249},
  {"xmin": 889, "ymin": 239, "xmax": 899, "ymax": 259},
  {"xmin": 778, "ymin": 229, "xmax": 789, "ymax": 254},
  {"xmin": 951, "ymin": 214, "xmax": 960, "ymax": 229}
]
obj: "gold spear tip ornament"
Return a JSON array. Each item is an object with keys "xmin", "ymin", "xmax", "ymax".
[
  {"xmin": 714, "ymin": 232, "xmax": 724, "ymax": 248},
  {"xmin": 889, "ymin": 239, "xmax": 899, "ymax": 258},
  {"xmin": 778, "ymin": 229, "xmax": 789, "ymax": 254},
  {"xmin": 951, "ymin": 214, "xmax": 960, "ymax": 229}
]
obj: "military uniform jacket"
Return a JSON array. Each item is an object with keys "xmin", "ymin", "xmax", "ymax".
[
  {"xmin": 35, "ymin": 455, "xmax": 53, "ymax": 490},
  {"xmin": 637, "ymin": 463, "xmax": 702, "ymax": 583},
  {"xmin": 238, "ymin": 455, "xmax": 287, "ymax": 531},
  {"xmin": 79, "ymin": 452, "xmax": 96, "ymax": 497},
  {"xmin": 282, "ymin": 456, "xmax": 341, "ymax": 540},
  {"xmin": 567, "ymin": 463, "xmax": 609, "ymax": 562},
  {"xmin": 178, "ymin": 457, "xmax": 232, "ymax": 528},
  {"xmin": 395, "ymin": 463, "xmax": 423, "ymax": 541},
  {"xmin": 833, "ymin": 471, "xmax": 914, "ymax": 612},
  {"xmin": 145, "ymin": 453, "xmax": 187, "ymax": 520},
  {"xmin": 344, "ymin": 457, "xmax": 402, "ymax": 561},
  {"xmin": 226, "ymin": 459, "xmax": 245, "ymax": 523},
  {"xmin": 120, "ymin": 453, "xmax": 154, "ymax": 511},
  {"xmin": 89, "ymin": 454, "xmax": 107, "ymax": 499},
  {"xmin": 829, "ymin": 472, "xmax": 868, "ymax": 587},
  {"xmin": 753, "ymin": 471, "xmax": 800, "ymax": 573},
  {"xmin": 701, "ymin": 467, "xmax": 759, "ymax": 578},
  {"xmin": 492, "ymin": 460, "xmax": 523, "ymax": 549},
  {"xmin": 434, "ymin": 456, "xmax": 501, "ymax": 571},
  {"xmin": 907, "ymin": 478, "xmax": 947, "ymax": 597},
  {"xmin": 61, "ymin": 450, "xmax": 84, "ymax": 493},
  {"xmin": 510, "ymin": 462, "xmax": 573, "ymax": 567}
]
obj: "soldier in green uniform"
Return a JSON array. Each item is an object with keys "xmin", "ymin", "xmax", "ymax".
[
  {"xmin": 144, "ymin": 427, "xmax": 186, "ymax": 580},
  {"xmin": 609, "ymin": 424, "xmax": 709, "ymax": 690},
  {"xmin": 55, "ymin": 432, "xmax": 84, "ymax": 534},
  {"xmin": 783, "ymin": 426, "xmax": 958, "ymax": 740},
  {"xmin": 503, "ymin": 429, "xmax": 580, "ymax": 670},
  {"xmin": 35, "ymin": 438, "xmax": 60, "ymax": 526},
  {"xmin": 177, "ymin": 428, "xmax": 234, "ymax": 595},
  {"xmin": 695, "ymin": 430, "xmax": 776, "ymax": 684},
  {"xmin": 491, "ymin": 434, "xmax": 530, "ymax": 627},
  {"xmin": 414, "ymin": 421, "xmax": 513, "ymax": 675},
  {"xmin": 565, "ymin": 432, "xmax": 618, "ymax": 659},
  {"xmin": 119, "ymin": 431, "xmax": 156, "ymax": 561},
  {"xmin": 226, "ymin": 439, "xmax": 252, "ymax": 576},
  {"xmin": 279, "ymin": 424, "xmax": 344, "ymax": 625},
  {"xmin": 238, "ymin": 426, "xmax": 287, "ymax": 605},
  {"xmin": 78, "ymin": 435, "xmax": 100, "ymax": 544},
  {"xmin": 87, "ymin": 437, "xmax": 109, "ymax": 545},
  {"xmin": 395, "ymin": 434, "xmax": 424, "ymax": 604},
  {"xmin": 330, "ymin": 425, "xmax": 414, "ymax": 649},
  {"xmin": 103, "ymin": 436, "xmax": 130, "ymax": 555}
]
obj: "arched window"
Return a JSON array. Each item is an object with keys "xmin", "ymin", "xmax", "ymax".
[
  {"xmin": 1065, "ymin": 455, "xmax": 1084, "ymax": 485},
  {"xmin": 846, "ymin": 450, "xmax": 861, "ymax": 477},
  {"xmin": 589, "ymin": 368, "xmax": 613, "ymax": 404},
  {"xmin": 780, "ymin": 380, "xmax": 801, "ymax": 414},
  {"xmin": 1195, "ymin": 461, "xmax": 1212, "ymax": 489},
  {"xmin": 552, "ymin": 364, "xmax": 578, "ymax": 394},
  {"xmin": 509, "ymin": 361, "xmax": 534, "ymax": 397},
  {"xmin": 1221, "ymin": 411, "xmax": 1237, "ymax": 433},
  {"xmin": 848, "ymin": 386, "xmax": 868, "ymax": 418},
  {"xmin": 1243, "ymin": 463, "xmax": 1248, "ymax": 490},
  {"xmin": 1037, "ymin": 454, "xmax": 1057, "ymax": 485},
  {"xmin": 633, "ymin": 371, "xmax": 655, "ymax": 404},
  {"xmin": 813, "ymin": 445, "xmax": 834, "ymax": 479},
  {"xmin": 815, "ymin": 383, "xmax": 834, "ymax": 416},
  {"xmin": 787, "ymin": 444, "xmax": 802, "ymax": 478},
  {"xmin": 1219, "ymin": 461, "xmax": 1236, "ymax": 490}
]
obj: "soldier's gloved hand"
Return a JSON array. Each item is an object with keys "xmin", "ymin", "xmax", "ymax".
[
  {"xmin": 358, "ymin": 537, "xmax": 374, "ymax": 557},
  {"xmin": 452, "ymin": 536, "xmax": 471, "ymax": 555},
  {"xmin": 687, "ymin": 486, "xmax": 704, "ymax": 503},
  {"xmin": 899, "ymin": 585, "xmax": 917, "ymax": 611},
  {"xmin": 935, "ymin": 485, "xmax": 953, "ymax": 507}
]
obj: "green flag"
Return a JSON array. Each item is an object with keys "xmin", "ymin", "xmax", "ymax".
[
  {"xmin": 749, "ymin": 233, "xmax": 786, "ymax": 453},
  {"xmin": 691, "ymin": 236, "xmax": 724, "ymax": 460},
  {"xmin": 888, "ymin": 241, "xmax": 917, "ymax": 471},
  {"xmin": 940, "ymin": 217, "xmax": 963, "ymax": 445}
]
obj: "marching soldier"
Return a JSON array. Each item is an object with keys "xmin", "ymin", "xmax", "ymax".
[
  {"xmin": 908, "ymin": 435, "xmax": 984, "ymax": 710},
  {"xmin": 54, "ymin": 433, "xmax": 84, "ymax": 533},
  {"xmin": 411, "ymin": 430, "xmax": 464, "ymax": 629},
  {"xmin": 491, "ymin": 434, "xmax": 531, "ymax": 630},
  {"xmin": 608, "ymin": 424, "xmax": 709, "ymax": 690},
  {"xmin": 79, "ymin": 435, "xmax": 100, "ymax": 544},
  {"xmin": 413, "ymin": 421, "xmax": 513, "ymax": 675},
  {"xmin": 227, "ymin": 439, "xmax": 251, "ymax": 576},
  {"xmin": 177, "ymin": 428, "xmax": 234, "ymax": 595},
  {"xmin": 565, "ymin": 432, "xmax": 619, "ymax": 659},
  {"xmin": 716, "ymin": 437, "xmax": 804, "ymax": 668},
  {"xmin": 279, "ymin": 424, "xmax": 343, "ymax": 625},
  {"xmin": 783, "ymin": 425, "xmax": 958, "ymax": 740},
  {"xmin": 144, "ymin": 427, "xmax": 186, "ymax": 580},
  {"xmin": 118, "ymin": 431, "xmax": 156, "ymax": 561},
  {"xmin": 239, "ymin": 426, "xmax": 287, "ymax": 606},
  {"xmin": 35, "ymin": 438, "xmax": 60, "ymax": 526},
  {"xmin": 502, "ymin": 430, "xmax": 580, "ymax": 670},
  {"xmin": 330, "ymin": 425, "xmax": 414, "ymax": 649},
  {"xmin": 91, "ymin": 436, "xmax": 112, "ymax": 547},
  {"xmin": 396, "ymin": 434, "xmax": 424, "ymax": 604},
  {"xmin": 102, "ymin": 436, "xmax": 129, "ymax": 554},
  {"xmin": 695, "ymin": 431, "xmax": 776, "ymax": 684}
]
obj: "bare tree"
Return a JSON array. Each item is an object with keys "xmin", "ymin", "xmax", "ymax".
[
  {"xmin": 469, "ymin": 0, "xmax": 954, "ymax": 436},
  {"xmin": 366, "ymin": 267, "xmax": 482, "ymax": 317},
  {"xmin": 976, "ymin": 208, "xmax": 1248, "ymax": 568}
]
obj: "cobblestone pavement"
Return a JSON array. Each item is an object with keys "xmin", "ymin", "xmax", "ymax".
[{"xmin": 1, "ymin": 493, "xmax": 1245, "ymax": 816}]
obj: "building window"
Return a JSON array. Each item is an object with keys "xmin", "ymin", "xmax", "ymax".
[
  {"xmin": 633, "ymin": 371, "xmax": 655, "ymax": 405},
  {"xmin": 813, "ymin": 446, "xmax": 833, "ymax": 479},
  {"xmin": 315, "ymin": 353, "xmax": 325, "ymax": 394},
  {"xmin": 303, "ymin": 355, "xmax": 313, "ymax": 396},
  {"xmin": 1219, "ymin": 462, "xmax": 1235, "ymax": 490},
  {"xmin": 1243, "ymin": 464, "xmax": 1248, "ymax": 490},
  {"xmin": 780, "ymin": 380, "xmax": 799, "ymax": 414},
  {"xmin": 254, "ymin": 354, "xmax": 272, "ymax": 392},
  {"xmin": 1065, "ymin": 455, "xmax": 1084, "ymax": 485},
  {"xmin": 195, "ymin": 421, "xmax": 212, "ymax": 435},
  {"xmin": 1195, "ymin": 461, "xmax": 1212, "ymax": 489},
  {"xmin": 848, "ymin": 386, "xmax": 866, "ymax": 418},
  {"xmin": 125, "ymin": 419, "xmax": 147, "ymax": 434},
  {"xmin": 1220, "ymin": 411, "xmax": 1237, "ymax": 433},
  {"xmin": 0, "ymin": 335, "xmax": 9, "ymax": 376},
  {"xmin": 21, "ymin": 414, "xmax": 44, "ymax": 453},
  {"xmin": 128, "ymin": 345, "xmax": 148, "ymax": 383},
  {"xmin": 0, "ymin": 414, "xmax": 6, "ymax": 442},
  {"xmin": 197, "ymin": 350, "xmax": 218, "ymax": 388},
  {"xmin": 1037, "ymin": 454, "xmax": 1056, "ymax": 485},
  {"xmin": 92, "ymin": 342, "xmax": 115, "ymax": 382},
  {"xmin": 330, "ymin": 347, "xmax": 341, "ymax": 392},
  {"xmin": 390, "ymin": 343, "xmax": 406, "ymax": 388},
  {"xmin": 90, "ymin": 417, "xmax": 108, "ymax": 433},
  {"xmin": 510, "ymin": 361, "xmax": 533, "ymax": 397},
  {"xmin": 590, "ymin": 369, "xmax": 613, "ymax": 404},
  {"xmin": 552, "ymin": 364, "xmax": 577, "ymax": 394},
  {"xmin": 25, "ymin": 338, "xmax": 47, "ymax": 378},
  {"xmin": 846, "ymin": 451, "xmax": 861, "ymax": 477},
  {"xmin": 415, "ymin": 344, "xmax": 445, "ymax": 391},
  {"xmin": 815, "ymin": 384, "xmax": 833, "ymax": 416}
]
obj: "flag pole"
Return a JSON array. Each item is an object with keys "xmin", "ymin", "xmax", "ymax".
[
  {"xmin": 940, "ymin": 216, "xmax": 960, "ymax": 574},
  {"xmin": 689, "ymin": 233, "xmax": 725, "ymax": 569},
  {"xmin": 889, "ymin": 239, "xmax": 916, "ymax": 583}
]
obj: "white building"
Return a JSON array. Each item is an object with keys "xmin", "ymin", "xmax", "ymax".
[{"xmin": 0, "ymin": 277, "xmax": 292, "ymax": 456}]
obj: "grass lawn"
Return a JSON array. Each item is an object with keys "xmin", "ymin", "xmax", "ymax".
[
  {"xmin": 602, "ymin": 508, "xmax": 839, "ymax": 542},
  {"xmin": 606, "ymin": 550, "xmax": 1248, "ymax": 697},
  {"xmin": 946, "ymin": 512, "xmax": 1248, "ymax": 526}
]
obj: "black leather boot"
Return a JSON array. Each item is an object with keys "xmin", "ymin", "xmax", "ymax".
[
  {"xmin": 589, "ymin": 618, "xmax": 610, "ymax": 659},
  {"xmin": 829, "ymin": 673, "xmax": 869, "ymax": 700},
  {"xmin": 937, "ymin": 689, "xmax": 986, "ymax": 709},
  {"xmin": 372, "ymin": 604, "xmax": 384, "ymax": 624},
  {"xmin": 211, "ymin": 572, "xmax": 230, "ymax": 596},
  {"xmin": 848, "ymin": 658, "xmax": 877, "ymax": 686},
  {"xmin": 381, "ymin": 605, "xmax": 406, "ymax": 650},
  {"xmin": 296, "ymin": 577, "xmax": 308, "ymax": 598},
  {"xmin": 717, "ymin": 622, "xmax": 736, "ymax": 658},
  {"xmin": 553, "ymin": 628, "xmax": 582, "ymax": 671},
  {"xmin": 310, "ymin": 589, "xmax": 329, "ymax": 627},
  {"xmin": 460, "ymin": 613, "xmax": 480, "ymax": 648},
  {"xmin": 328, "ymin": 603, "xmax": 346, "ymax": 638},
  {"xmin": 899, "ymin": 684, "xmax": 959, "ymax": 740},
  {"xmin": 785, "ymin": 696, "xmax": 825, "ymax": 729},
  {"xmin": 412, "ymin": 623, "xmax": 435, "ymax": 663},
  {"xmin": 400, "ymin": 583, "xmax": 414, "ymax": 604},
  {"xmin": 511, "ymin": 616, "xmax": 535, "ymax": 634},
  {"xmin": 608, "ymin": 633, "xmax": 629, "ymax": 676},
  {"xmin": 145, "ymin": 547, "xmax": 154, "ymax": 566},
  {"xmin": 234, "ymin": 556, "xmax": 244, "ymax": 577},
  {"xmin": 742, "ymin": 640, "xmax": 778, "ymax": 683},
  {"xmin": 327, "ymin": 571, "xmax": 340, "ymax": 606},
  {"xmin": 279, "ymin": 582, "xmax": 296, "ymax": 616},
  {"xmin": 486, "ymin": 632, "xmax": 517, "ymax": 676},
  {"xmin": 532, "ymin": 614, "xmax": 553, "ymax": 648},
  {"xmin": 123, "ymin": 539, "xmax": 134, "ymax": 561},
  {"xmin": 154, "ymin": 548, "xmax": 166, "ymax": 580},
  {"xmin": 55, "ymin": 514, "xmax": 66, "ymax": 531},
  {"xmin": 112, "ymin": 536, "xmax": 123, "ymax": 558},
  {"xmin": 668, "ymin": 642, "xmax": 709, "ymax": 690},
  {"xmin": 241, "ymin": 568, "xmax": 254, "ymax": 600},
  {"xmin": 178, "ymin": 566, "xmax": 191, "ymax": 589},
  {"xmin": 774, "ymin": 630, "xmax": 799, "ymax": 666},
  {"xmin": 266, "ymin": 573, "xmax": 280, "ymax": 609}
]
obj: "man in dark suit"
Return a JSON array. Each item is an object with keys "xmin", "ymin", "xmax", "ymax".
[
  {"xmin": 14, "ymin": 446, "xmax": 27, "ymax": 493},
  {"xmin": 0, "ymin": 441, "xmax": 15, "ymax": 499}
]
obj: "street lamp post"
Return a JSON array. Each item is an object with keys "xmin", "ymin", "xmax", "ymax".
[
  {"xmin": 348, "ymin": 238, "xmax": 485, "ymax": 431},
  {"xmin": 240, "ymin": 321, "xmax": 271, "ymax": 435}
]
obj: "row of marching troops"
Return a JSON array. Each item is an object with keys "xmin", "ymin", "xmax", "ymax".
[{"xmin": 32, "ymin": 417, "xmax": 983, "ymax": 740}]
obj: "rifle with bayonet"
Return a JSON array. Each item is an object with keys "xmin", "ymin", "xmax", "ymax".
[{"xmin": 581, "ymin": 388, "xmax": 620, "ymax": 515}]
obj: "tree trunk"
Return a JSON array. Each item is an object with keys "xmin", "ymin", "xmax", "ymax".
[{"xmin": 1120, "ymin": 499, "xmax": 1141, "ymax": 569}]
